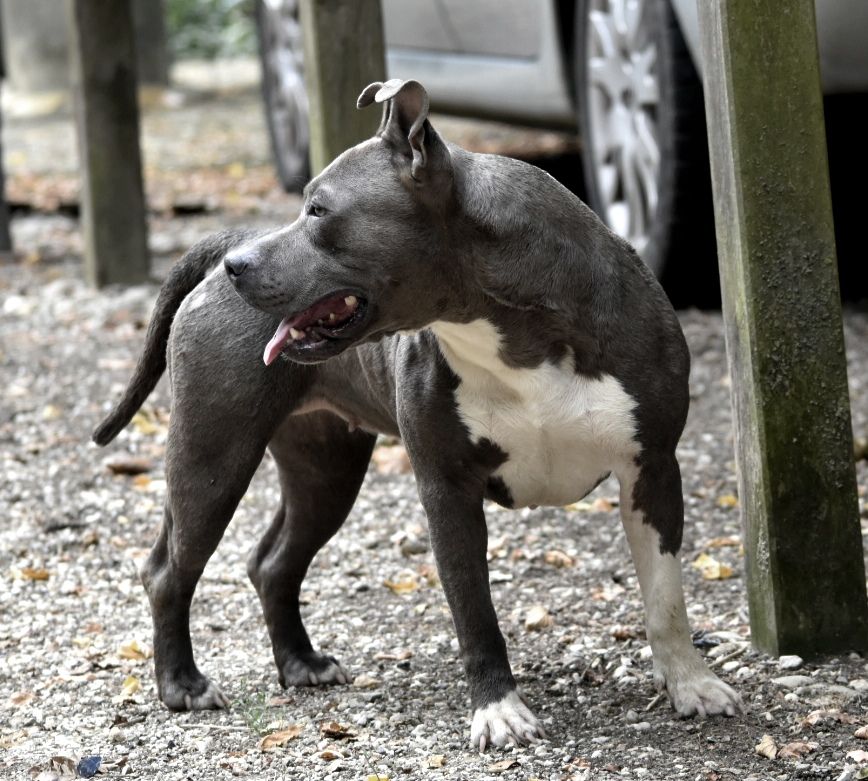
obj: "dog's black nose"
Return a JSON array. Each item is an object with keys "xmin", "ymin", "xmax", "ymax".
[{"xmin": 224, "ymin": 251, "xmax": 250, "ymax": 279}]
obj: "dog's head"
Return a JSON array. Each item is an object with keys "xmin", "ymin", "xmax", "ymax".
[{"xmin": 225, "ymin": 79, "xmax": 457, "ymax": 365}]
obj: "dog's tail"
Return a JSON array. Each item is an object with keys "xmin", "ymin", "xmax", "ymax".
[{"xmin": 92, "ymin": 229, "xmax": 261, "ymax": 446}]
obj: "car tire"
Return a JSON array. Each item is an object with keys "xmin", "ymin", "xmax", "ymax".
[
  {"xmin": 256, "ymin": 0, "xmax": 310, "ymax": 192},
  {"xmin": 575, "ymin": 0, "xmax": 717, "ymax": 300}
]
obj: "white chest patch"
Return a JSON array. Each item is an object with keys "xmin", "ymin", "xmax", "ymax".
[{"xmin": 429, "ymin": 319, "xmax": 640, "ymax": 508}]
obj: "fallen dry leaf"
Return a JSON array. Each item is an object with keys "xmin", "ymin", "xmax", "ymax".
[
  {"xmin": 856, "ymin": 725, "xmax": 868, "ymax": 739},
  {"xmin": 754, "ymin": 733, "xmax": 778, "ymax": 759},
  {"xmin": 365, "ymin": 775, "xmax": 389, "ymax": 781},
  {"xmin": 802, "ymin": 708, "xmax": 858, "ymax": 728},
  {"xmin": 691, "ymin": 553, "xmax": 734, "ymax": 580},
  {"xmin": 320, "ymin": 721, "xmax": 355, "ymax": 739},
  {"xmin": 352, "ymin": 674, "xmax": 380, "ymax": 689},
  {"xmin": 373, "ymin": 649, "xmax": 413, "ymax": 662},
  {"xmin": 777, "ymin": 741, "xmax": 818, "ymax": 759},
  {"xmin": 17, "ymin": 567, "xmax": 50, "ymax": 581},
  {"xmin": 104, "ymin": 456, "xmax": 154, "ymax": 476},
  {"xmin": 319, "ymin": 748, "xmax": 341, "ymax": 761},
  {"xmin": 119, "ymin": 675, "xmax": 140, "ymax": 699},
  {"xmin": 848, "ymin": 749, "xmax": 868, "ymax": 764},
  {"xmin": 716, "ymin": 493, "xmax": 739, "ymax": 508},
  {"xmin": 525, "ymin": 605, "xmax": 553, "ymax": 631},
  {"xmin": 490, "ymin": 758, "xmax": 520, "ymax": 772},
  {"xmin": 118, "ymin": 639, "xmax": 151, "ymax": 661},
  {"xmin": 426, "ymin": 755, "xmax": 446, "ymax": 768},
  {"xmin": 705, "ymin": 535, "xmax": 742, "ymax": 548},
  {"xmin": 383, "ymin": 577, "xmax": 418, "ymax": 595},
  {"xmin": 544, "ymin": 549, "xmax": 574, "ymax": 568},
  {"xmin": 8, "ymin": 691, "xmax": 34, "ymax": 707},
  {"xmin": 131, "ymin": 410, "xmax": 163, "ymax": 436},
  {"xmin": 259, "ymin": 724, "xmax": 304, "ymax": 750},
  {"xmin": 0, "ymin": 730, "xmax": 27, "ymax": 749}
]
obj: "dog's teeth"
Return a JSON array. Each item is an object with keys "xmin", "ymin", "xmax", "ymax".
[
  {"xmin": 344, "ymin": 295, "xmax": 357, "ymax": 308},
  {"xmin": 329, "ymin": 313, "xmax": 337, "ymax": 322},
  {"xmin": 289, "ymin": 327, "xmax": 304, "ymax": 340}
]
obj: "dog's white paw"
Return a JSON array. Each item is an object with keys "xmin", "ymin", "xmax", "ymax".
[
  {"xmin": 470, "ymin": 690, "xmax": 546, "ymax": 752},
  {"xmin": 656, "ymin": 660, "xmax": 743, "ymax": 718}
]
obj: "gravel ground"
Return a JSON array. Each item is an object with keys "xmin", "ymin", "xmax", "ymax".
[{"xmin": 3, "ymin": 76, "xmax": 868, "ymax": 781}]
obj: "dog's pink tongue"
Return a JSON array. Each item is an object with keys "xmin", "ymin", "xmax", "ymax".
[{"xmin": 264, "ymin": 318, "xmax": 293, "ymax": 366}]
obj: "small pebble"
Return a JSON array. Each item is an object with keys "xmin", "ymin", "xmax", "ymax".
[{"xmin": 778, "ymin": 654, "xmax": 804, "ymax": 670}]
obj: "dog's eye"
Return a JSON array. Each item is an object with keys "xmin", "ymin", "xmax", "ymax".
[{"xmin": 307, "ymin": 203, "xmax": 326, "ymax": 218}]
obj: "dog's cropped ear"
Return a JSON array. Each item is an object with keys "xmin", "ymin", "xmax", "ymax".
[{"xmin": 358, "ymin": 79, "xmax": 446, "ymax": 183}]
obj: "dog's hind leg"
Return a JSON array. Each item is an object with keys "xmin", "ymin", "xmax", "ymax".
[
  {"xmin": 141, "ymin": 390, "xmax": 294, "ymax": 711},
  {"xmin": 248, "ymin": 411, "xmax": 376, "ymax": 689},
  {"xmin": 617, "ymin": 454, "xmax": 742, "ymax": 717}
]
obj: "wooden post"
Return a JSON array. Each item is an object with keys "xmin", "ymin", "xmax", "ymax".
[
  {"xmin": 300, "ymin": 0, "xmax": 386, "ymax": 176},
  {"xmin": 68, "ymin": 0, "xmax": 150, "ymax": 286},
  {"xmin": 698, "ymin": 0, "xmax": 868, "ymax": 655},
  {"xmin": 0, "ymin": 116, "xmax": 11, "ymax": 254}
]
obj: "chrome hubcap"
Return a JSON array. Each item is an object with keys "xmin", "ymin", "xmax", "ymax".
[
  {"xmin": 261, "ymin": 0, "xmax": 309, "ymax": 175},
  {"xmin": 586, "ymin": 0, "xmax": 660, "ymax": 254}
]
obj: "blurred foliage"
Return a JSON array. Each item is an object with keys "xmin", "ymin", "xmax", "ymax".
[{"xmin": 166, "ymin": 0, "xmax": 257, "ymax": 60}]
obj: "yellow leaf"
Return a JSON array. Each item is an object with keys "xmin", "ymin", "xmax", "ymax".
[
  {"xmin": 383, "ymin": 578, "xmax": 418, "ymax": 595},
  {"xmin": 120, "ymin": 675, "xmax": 141, "ymax": 699},
  {"xmin": 716, "ymin": 494, "xmax": 739, "ymax": 508},
  {"xmin": 131, "ymin": 410, "xmax": 160, "ymax": 435},
  {"xmin": 259, "ymin": 724, "xmax": 304, "ymax": 750},
  {"xmin": 691, "ymin": 553, "xmax": 734, "ymax": 580},
  {"xmin": 42, "ymin": 404, "xmax": 62, "ymax": 420},
  {"xmin": 18, "ymin": 567, "xmax": 50, "ymax": 581},
  {"xmin": 754, "ymin": 733, "xmax": 778, "ymax": 759},
  {"xmin": 591, "ymin": 497, "xmax": 614, "ymax": 512},
  {"xmin": 544, "ymin": 550, "xmax": 574, "ymax": 568},
  {"xmin": 366, "ymin": 776, "xmax": 389, "ymax": 781},
  {"xmin": 855, "ymin": 725, "xmax": 868, "ymax": 739},
  {"xmin": 426, "ymin": 755, "xmax": 446, "ymax": 768},
  {"xmin": 118, "ymin": 639, "xmax": 152, "ymax": 661}
]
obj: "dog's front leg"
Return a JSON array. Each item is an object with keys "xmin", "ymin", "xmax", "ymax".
[
  {"xmin": 416, "ymin": 479, "xmax": 545, "ymax": 750},
  {"xmin": 618, "ymin": 455, "xmax": 742, "ymax": 717}
]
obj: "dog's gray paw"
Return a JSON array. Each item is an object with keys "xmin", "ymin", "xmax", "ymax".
[
  {"xmin": 656, "ymin": 660, "xmax": 743, "ymax": 718},
  {"xmin": 160, "ymin": 675, "xmax": 230, "ymax": 711},
  {"xmin": 470, "ymin": 689, "xmax": 546, "ymax": 752},
  {"xmin": 280, "ymin": 651, "xmax": 352, "ymax": 687}
]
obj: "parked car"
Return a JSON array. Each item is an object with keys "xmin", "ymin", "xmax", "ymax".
[{"xmin": 255, "ymin": 0, "xmax": 868, "ymax": 284}]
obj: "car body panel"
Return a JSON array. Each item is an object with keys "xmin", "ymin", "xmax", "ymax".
[
  {"xmin": 668, "ymin": 0, "xmax": 868, "ymax": 95},
  {"xmin": 383, "ymin": 0, "xmax": 575, "ymax": 126},
  {"xmin": 383, "ymin": 0, "xmax": 868, "ymax": 128}
]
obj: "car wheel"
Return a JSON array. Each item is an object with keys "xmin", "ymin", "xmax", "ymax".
[
  {"xmin": 575, "ymin": 0, "xmax": 716, "ymax": 290},
  {"xmin": 256, "ymin": 0, "xmax": 310, "ymax": 192}
]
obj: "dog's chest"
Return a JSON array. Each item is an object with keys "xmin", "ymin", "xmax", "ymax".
[{"xmin": 429, "ymin": 320, "xmax": 639, "ymax": 508}]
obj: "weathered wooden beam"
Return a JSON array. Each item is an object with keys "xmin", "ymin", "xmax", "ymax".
[
  {"xmin": 698, "ymin": 0, "xmax": 868, "ymax": 654},
  {"xmin": 300, "ymin": 0, "xmax": 386, "ymax": 176},
  {"xmin": 0, "ymin": 106, "xmax": 11, "ymax": 254},
  {"xmin": 68, "ymin": 0, "xmax": 150, "ymax": 286}
]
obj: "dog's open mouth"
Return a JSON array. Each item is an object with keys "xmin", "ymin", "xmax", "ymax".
[{"xmin": 263, "ymin": 291, "xmax": 369, "ymax": 365}]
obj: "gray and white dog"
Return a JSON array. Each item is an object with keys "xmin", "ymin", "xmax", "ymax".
[{"xmin": 95, "ymin": 79, "xmax": 740, "ymax": 749}]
